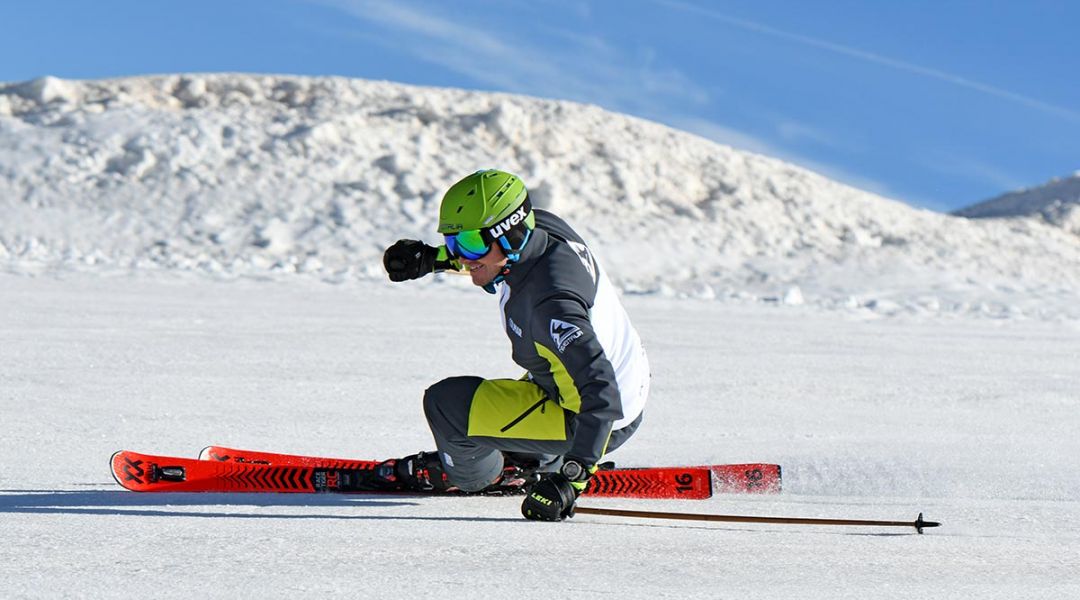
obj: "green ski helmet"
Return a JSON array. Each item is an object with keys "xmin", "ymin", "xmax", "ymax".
[{"xmin": 438, "ymin": 169, "xmax": 535, "ymax": 262}]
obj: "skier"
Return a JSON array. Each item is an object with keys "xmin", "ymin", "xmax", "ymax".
[{"xmin": 380, "ymin": 169, "xmax": 650, "ymax": 521}]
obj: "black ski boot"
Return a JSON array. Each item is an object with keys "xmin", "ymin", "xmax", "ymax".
[
  {"xmin": 371, "ymin": 451, "xmax": 456, "ymax": 492},
  {"xmin": 370, "ymin": 452, "xmax": 545, "ymax": 495},
  {"xmin": 484, "ymin": 453, "xmax": 543, "ymax": 494}
]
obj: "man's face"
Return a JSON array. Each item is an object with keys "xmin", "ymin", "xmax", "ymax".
[{"xmin": 459, "ymin": 243, "xmax": 509, "ymax": 287}]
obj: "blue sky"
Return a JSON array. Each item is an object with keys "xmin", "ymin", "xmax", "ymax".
[{"xmin": 2, "ymin": 0, "xmax": 1077, "ymax": 211}]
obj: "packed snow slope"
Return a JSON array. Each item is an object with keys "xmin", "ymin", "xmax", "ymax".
[
  {"xmin": 2, "ymin": 275, "xmax": 1078, "ymax": 599},
  {"xmin": 2, "ymin": 74, "xmax": 1078, "ymax": 320}
]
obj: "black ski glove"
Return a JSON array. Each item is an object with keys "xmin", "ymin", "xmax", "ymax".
[
  {"xmin": 521, "ymin": 459, "xmax": 594, "ymax": 521},
  {"xmin": 383, "ymin": 239, "xmax": 438, "ymax": 282}
]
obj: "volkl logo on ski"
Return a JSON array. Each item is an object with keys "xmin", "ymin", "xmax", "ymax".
[{"xmin": 122, "ymin": 458, "xmax": 145, "ymax": 483}]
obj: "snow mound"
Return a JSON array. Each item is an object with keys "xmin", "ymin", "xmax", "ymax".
[{"xmin": 2, "ymin": 74, "xmax": 1079, "ymax": 320}]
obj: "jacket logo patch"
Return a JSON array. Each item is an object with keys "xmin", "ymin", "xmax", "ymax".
[
  {"xmin": 508, "ymin": 317, "xmax": 523, "ymax": 338},
  {"xmin": 550, "ymin": 319, "xmax": 583, "ymax": 353},
  {"xmin": 568, "ymin": 241, "xmax": 597, "ymax": 283}
]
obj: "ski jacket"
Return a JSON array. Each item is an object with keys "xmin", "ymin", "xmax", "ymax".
[{"xmin": 495, "ymin": 209, "xmax": 649, "ymax": 466}]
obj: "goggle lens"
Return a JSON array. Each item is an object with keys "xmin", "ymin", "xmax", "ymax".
[{"xmin": 444, "ymin": 229, "xmax": 491, "ymax": 260}]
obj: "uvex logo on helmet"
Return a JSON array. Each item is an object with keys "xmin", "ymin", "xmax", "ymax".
[{"xmin": 487, "ymin": 205, "xmax": 529, "ymax": 239}]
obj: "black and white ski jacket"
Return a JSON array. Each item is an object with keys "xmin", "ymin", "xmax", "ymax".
[{"xmin": 495, "ymin": 209, "xmax": 649, "ymax": 466}]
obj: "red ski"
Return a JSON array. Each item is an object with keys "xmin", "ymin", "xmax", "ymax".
[
  {"xmin": 199, "ymin": 445, "xmax": 781, "ymax": 495},
  {"xmin": 198, "ymin": 446, "xmax": 379, "ymax": 470},
  {"xmin": 112, "ymin": 449, "xmax": 716, "ymax": 498},
  {"xmin": 112, "ymin": 450, "xmax": 321, "ymax": 493}
]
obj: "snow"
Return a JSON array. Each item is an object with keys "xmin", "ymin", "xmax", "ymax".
[
  {"xmin": 2, "ymin": 274, "xmax": 1078, "ymax": 598},
  {"xmin": 1, "ymin": 74, "xmax": 1079, "ymax": 597},
  {"xmin": 2, "ymin": 74, "xmax": 1079, "ymax": 320},
  {"xmin": 0, "ymin": 275, "xmax": 1075, "ymax": 595},
  {"xmin": 954, "ymin": 171, "xmax": 1080, "ymax": 219},
  {"xmin": 955, "ymin": 172, "xmax": 1080, "ymax": 236}
]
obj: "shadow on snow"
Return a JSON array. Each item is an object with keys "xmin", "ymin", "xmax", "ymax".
[
  {"xmin": 0, "ymin": 490, "xmax": 927, "ymax": 535},
  {"xmin": 0, "ymin": 489, "xmax": 520, "ymax": 523}
]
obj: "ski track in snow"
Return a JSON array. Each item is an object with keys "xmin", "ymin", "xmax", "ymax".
[{"xmin": 1, "ymin": 274, "xmax": 1078, "ymax": 599}]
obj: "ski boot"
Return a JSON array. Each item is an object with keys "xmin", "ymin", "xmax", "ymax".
[
  {"xmin": 370, "ymin": 451, "xmax": 546, "ymax": 495},
  {"xmin": 371, "ymin": 451, "xmax": 457, "ymax": 492},
  {"xmin": 483, "ymin": 453, "xmax": 544, "ymax": 495}
]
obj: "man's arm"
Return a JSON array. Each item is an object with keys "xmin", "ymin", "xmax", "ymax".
[
  {"xmin": 521, "ymin": 293, "xmax": 621, "ymax": 521},
  {"xmin": 531, "ymin": 294, "xmax": 623, "ymax": 466}
]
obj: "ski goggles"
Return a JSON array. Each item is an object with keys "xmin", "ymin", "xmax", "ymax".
[
  {"xmin": 444, "ymin": 229, "xmax": 492, "ymax": 260},
  {"xmin": 443, "ymin": 198, "xmax": 533, "ymax": 261}
]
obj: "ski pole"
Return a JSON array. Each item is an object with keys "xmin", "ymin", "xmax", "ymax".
[{"xmin": 574, "ymin": 507, "xmax": 940, "ymax": 534}]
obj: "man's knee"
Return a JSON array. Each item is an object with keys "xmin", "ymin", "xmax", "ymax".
[{"xmin": 423, "ymin": 376, "xmax": 483, "ymax": 424}]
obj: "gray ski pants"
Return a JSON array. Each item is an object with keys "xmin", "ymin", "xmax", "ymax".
[{"xmin": 422, "ymin": 375, "xmax": 642, "ymax": 491}]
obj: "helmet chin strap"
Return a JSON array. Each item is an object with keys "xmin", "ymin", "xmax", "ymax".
[
  {"xmin": 482, "ymin": 263, "xmax": 514, "ymax": 295},
  {"xmin": 481, "ymin": 228, "xmax": 532, "ymax": 294}
]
